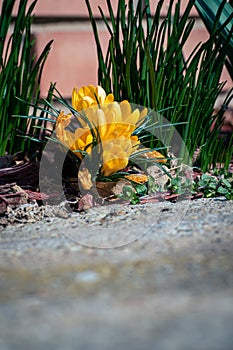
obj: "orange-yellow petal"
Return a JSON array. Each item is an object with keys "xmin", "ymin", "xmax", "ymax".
[
  {"xmin": 124, "ymin": 109, "xmax": 140, "ymax": 125},
  {"xmin": 78, "ymin": 167, "xmax": 93, "ymax": 190},
  {"xmin": 141, "ymin": 149, "xmax": 167, "ymax": 163},
  {"xmin": 125, "ymin": 174, "xmax": 148, "ymax": 184},
  {"xmin": 102, "ymin": 156, "xmax": 129, "ymax": 176},
  {"xmin": 72, "ymin": 85, "xmax": 115, "ymax": 112},
  {"xmin": 140, "ymin": 107, "xmax": 148, "ymax": 120},
  {"xmin": 72, "ymin": 128, "xmax": 93, "ymax": 156},
  {"xmin": 120, "ymin": 100, "xmax": 132, "ymax": 120},
  {"xmin": 105, "ymin": 93, "xmax": 114, "ymax": 103},
  {"xmin": 56, "ymin": 111, "xmax": 72, "ymax": 128}
]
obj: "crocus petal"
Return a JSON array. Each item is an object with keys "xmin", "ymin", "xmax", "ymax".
[
  {"xmin": 124, "ymin": 109, "xmax": 140, "ymax": 125},
  {"xmin": 102, "ymin": 156, "xmax": 129, "ymax": 176},
  {"xmin": 105, "ymin": 102, "xmax": 122, "ymax": 123},
  {"xmin": 80, "ymin": 85, "xmax": 95, "ymax": 99},
  {"xmin": 73, "ymin": 128, "xmax": 93, "ymax": 155},
  {"xmin": 83, "ymin": 96, "xmax": 96, "ymax": 106},
  {"xmin": 105, "ymin": 93, "xmax": 114, "ymax": 103},
  {"xmin": 78, "ymin": 167, "xmax": 93, "ymax": 190},
  {"xmin": 55, "ymin": 112, "xmax": 75, "ymax": 149},
  {"xmin": 140, "ymin": 107, "xmax": 148, "ymax": 120},
  {"xmin": 96, "ymin": 86, "xmax": 107, "ymax": 104},
  {"xmin": 120, "ymin": 100, "xmax": 132, "ymax": 120},
  {"xmin": 72, "ymin": 87, "xmax": 79, "ymax": 110},
  {"xmin": 96, "ymin": 111, "xmax": 109, "ymax": 140},
  {"xmin": 56, "ymin": 111, "xmax": 72, "ymax": 127},
  {"xmin": 64, "ymin": 131, "xmax": 76, "ymax": 148},
  {"xmin": 141, "ymin": 149, "xmax": 167, "ymax": 163},
  {"xmin": 96, "ymin": 108, "xmax": 106, "ymax": 127},
  {"xmin": 125, "ymin": 174, "xmax": 148, "ymax": 184}
]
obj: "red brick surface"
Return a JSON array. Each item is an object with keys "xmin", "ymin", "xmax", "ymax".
[
  {"xmin": 183, "ymin": 27, "xmax": 209, "ymax": 58},
  {"xmin": 36, "ymin": 24, "xmax": 231, "ymax": 98},
  {"xmin": 3, "ymin": 0, "xmax": 198, "ymax": 17},
  {"xmin": 36, "ymin": 28, "xmax": 110, "ymax": 97},
  {"xmin": 152, "ymin": 0, "xmax": 198, "ymax": 16},
  {"xmin": 1, "ymin": 0, "xmax": 118, "ymax": 17}
]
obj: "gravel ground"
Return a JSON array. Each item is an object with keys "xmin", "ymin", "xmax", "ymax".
[{"xmin": 0, "ymin": 197, "xmax": 233, "ymax": 350}]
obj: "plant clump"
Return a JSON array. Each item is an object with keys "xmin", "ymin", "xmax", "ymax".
[
  {"xmin": 4, "ymin": 0, "xmax": 233, "ymax": 209},
  {"xmin": 53, "ymin": 85, "xmax": 170, "ymax": 198}
]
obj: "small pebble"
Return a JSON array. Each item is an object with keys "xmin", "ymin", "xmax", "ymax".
[{"xmin": 74, "ymin": 270, "xmax": 99, "ymax": 283}]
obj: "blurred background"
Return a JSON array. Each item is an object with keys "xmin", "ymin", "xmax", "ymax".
[{"xmin": 3, "ymin": 0, "xmax": 231, "ymax": 105}]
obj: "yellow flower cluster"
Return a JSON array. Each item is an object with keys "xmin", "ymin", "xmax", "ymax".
[
  {"xmin": 56, "ymin": 85, "xmax": 147, "ymax": 176},
  {"xmin": 55, "ymin": 84, "xmax": 166, "ymax": 177}
]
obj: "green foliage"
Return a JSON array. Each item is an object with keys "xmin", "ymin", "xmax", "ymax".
[
  {"xmin": 194, "ymin": 171, "xmax": 233, "ymax": 199},
  {"xmin": 117, "ymin": 182, "xmax": 148, "ymax": 204},
  {"xmin": 86, "ymin": 0, "xmax": 233, "ymax": 171},
  {"xmin": 16, "ymin": 83, "xmax": 57, "ymax": 158},
  {"xmin": 168, "ymin": 176, "xmax": 193, "ymax": 195},
  {"xmin": 167, "ymin": 170, "xmax": 233, "ymax": 200},
  {"xmin": 117, "ymin": 185, "xmax": 140, "ymax": 204},
  {"xmin": 117, "ymin": 168, "xmax": 233, "ymax": 203},
  {"xmin": 195, "ymin": 0, "xmax": 233, "ymax": 80},
  {"xmin": 0, "ymin": 0, "xmax": 53, "ymax": 156},
  {"xmin": 148, "ymin": 175, "xmax": 160, "ymax": 194}
]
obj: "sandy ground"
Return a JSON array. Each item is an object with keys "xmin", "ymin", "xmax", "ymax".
[{"xmin": 0, "ymin": 197, "xmax": 233, "ymax": 350}]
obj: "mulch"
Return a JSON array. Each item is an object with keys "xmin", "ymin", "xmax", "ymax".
[
  {"xmin": 0, "ymin": 151, "xmax": 232, "ymax": 219},
  {"xmin": 0, "ymin": 161, "xmax": 39, "ymax": 190},
  {"xmin": 0, "ymin": 160, "xmax": 44, "ymax": 215},
  {"xmin": 0, "ymin": 158, "xmax": 204, "ymax": 218}
]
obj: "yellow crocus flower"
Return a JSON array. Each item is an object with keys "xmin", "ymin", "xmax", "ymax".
[
  {"xmin": 55, "ymin": 85, "xmax": 151, "ymax": 177},
  {"xmin": 72, "ymin": 85, "xmax": 114, "ymax": 111}
]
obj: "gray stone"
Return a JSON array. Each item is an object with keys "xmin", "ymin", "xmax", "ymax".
[{"xmin": 0, "ymin": 198, "xmax": 233, "ymax": 350}]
